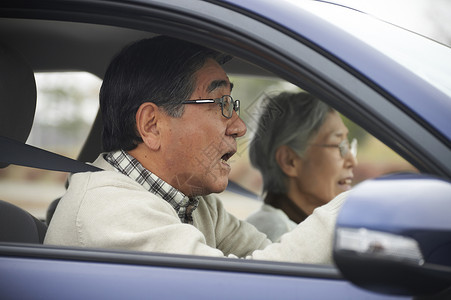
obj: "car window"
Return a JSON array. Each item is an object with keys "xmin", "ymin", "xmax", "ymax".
[
  {"xmin": 0, "ymin": 72, "xmax": 100, "ymax": 219},
  {"xmin": 0, "ymin": 70, "xmax": 416, "ymax": 224},
  {"xmin": 0, "ymin": 12, "xmax": 426, "ymax": 269}
]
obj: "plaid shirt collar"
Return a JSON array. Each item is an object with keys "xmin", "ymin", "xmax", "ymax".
[{"xmin": 105, "ymin": 150, "xmax": 199, "ymax": 224}]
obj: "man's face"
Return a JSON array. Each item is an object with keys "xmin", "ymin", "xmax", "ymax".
[{"xmin": 160, "ymin": 58, "xmax": 247, "ymax": 196}]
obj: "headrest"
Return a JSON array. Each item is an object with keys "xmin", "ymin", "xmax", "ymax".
[{"xmin": 0, "ymin": 43, "xmax": 37, "ymax": 168}]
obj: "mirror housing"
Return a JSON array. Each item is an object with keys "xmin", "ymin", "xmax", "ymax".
[{"xmin": 333, "ymin": 173, "xmax": 451, "ymax": 297}]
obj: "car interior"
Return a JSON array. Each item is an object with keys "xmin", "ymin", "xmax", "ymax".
[
  {"xmin": 0, "ymin": 41, "xmax": 47, "ymax": 243},
  {"xmin": 0, "ymin": 17, "xmax": 275, "ymax": 244},
  {"xmin": 0, "ymin": 17, "xmax": 416, "ymax": 247}
]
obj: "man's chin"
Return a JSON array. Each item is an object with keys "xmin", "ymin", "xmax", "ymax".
[
  {"xmin": 177, "ymin": 172, "xmax": 229, "ymax": 196},
  {"xmin": 201, "ymin": 177, "xmax": 229, "ymax": 196}
]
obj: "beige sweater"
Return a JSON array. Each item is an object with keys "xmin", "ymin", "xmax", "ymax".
[{"xmin": 44, "ymin": 154, "xmax": 347, "ymax": 264}]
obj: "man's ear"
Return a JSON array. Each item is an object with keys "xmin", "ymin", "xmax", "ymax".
[
  {"xmin": 275, "ymin": 145, "xmax": 301, "ymax": 177},
  {"xmin": 135, "ymin": 102, "xmax": 161, "ymax": 151}
]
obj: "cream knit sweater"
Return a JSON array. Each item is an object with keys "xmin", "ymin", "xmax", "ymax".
[{"xmin": 44, "ymin": 154, "xmax": 347, "ymax": 264}]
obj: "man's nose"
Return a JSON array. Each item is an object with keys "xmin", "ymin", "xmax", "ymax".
[{"xmin": 227, "ymin": 111, "xmax": 247, "ymax": 137}]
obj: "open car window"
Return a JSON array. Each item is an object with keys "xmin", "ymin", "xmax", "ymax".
[{"xmin": 0, "ymin": 71, "xmax": 416, "ymax": 225}]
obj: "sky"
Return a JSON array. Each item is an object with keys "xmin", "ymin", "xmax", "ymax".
[{"xmin": 333, "ymin": 0, "xmax": 451, "ymax": 46}]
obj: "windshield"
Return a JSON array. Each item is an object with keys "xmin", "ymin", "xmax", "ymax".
[{"xmin": 292, "ymin": 0, "xmax": 451, "ymax": 97}]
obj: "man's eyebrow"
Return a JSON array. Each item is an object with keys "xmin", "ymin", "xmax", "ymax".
[{"xmin": 207, "ymin": 80, "xmax": 233, "ymax": 93}]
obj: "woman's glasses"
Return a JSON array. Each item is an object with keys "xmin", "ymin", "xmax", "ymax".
[{"xmin": 310, "ymin": 138, "xmax": 358, "ymax": 158}]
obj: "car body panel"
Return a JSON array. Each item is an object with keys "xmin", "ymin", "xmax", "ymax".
[{"xmin": 0, "ymin": 247, "xmax": 408, "ymax": 300}]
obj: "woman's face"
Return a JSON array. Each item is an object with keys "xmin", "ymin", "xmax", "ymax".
[{"xmin": 290, "ymin": 111, "xmax": 357, "ymax": 213}]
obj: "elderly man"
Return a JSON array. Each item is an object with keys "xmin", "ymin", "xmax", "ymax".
[{"xmin": 44, "ymin": 36, "xmax": 347, "ymax": 263}]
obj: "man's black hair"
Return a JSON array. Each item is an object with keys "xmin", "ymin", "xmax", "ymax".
[{"xmin": 100, "ymin": 36, "xmax": 230, "ymax": 151}]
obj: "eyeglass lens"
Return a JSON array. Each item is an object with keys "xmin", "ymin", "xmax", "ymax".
[
  {"xmin": 222, "ymin": 96, "xmax": 232, "ymax": 117},
  {"xmin": 339, "ymin": 138, "xmax": 357, "ymax": 158},
  {"xmin": 221, "ymin": 96, "xmax": 239, "ymax": 118}
]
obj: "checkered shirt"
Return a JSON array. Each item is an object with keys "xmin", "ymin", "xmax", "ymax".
[{"xmin": 105, "ymin": 150, "xmax": 199, "ymax": 224}]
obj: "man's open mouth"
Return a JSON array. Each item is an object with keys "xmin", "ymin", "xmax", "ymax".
[{"xmin": 220, "ymin": 151, "xmax": 235, "ymax": 164}]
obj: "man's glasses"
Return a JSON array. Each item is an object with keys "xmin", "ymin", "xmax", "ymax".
[
  {"xmin": 309, "ymin": 138, "xmax": 358, "ymax": 159},
  {"xmin": 181, "ymin": 95, "xmax": 240, "ymax": 119}
]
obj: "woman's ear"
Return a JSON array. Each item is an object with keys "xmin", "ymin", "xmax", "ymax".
[
  {"xmin": 275, "ymin": 145, "xmax": 301, "ymax": 177},
  {"xmin": 135, "ymin": 102, "xmax": 161, "ymax": 151}
]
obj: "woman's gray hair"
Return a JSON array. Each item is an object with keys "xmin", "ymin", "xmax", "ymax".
[{"xmin": 249, "ymin": 91, "xmax": 333, "ymax": 195}]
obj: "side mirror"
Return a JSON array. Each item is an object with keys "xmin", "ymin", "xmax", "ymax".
[{"xmin": 333, "ymin": 173, "xmax": 451, "ymax": 297}]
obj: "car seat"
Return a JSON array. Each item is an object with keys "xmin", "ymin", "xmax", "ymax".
[
  {"xmin": 0, "ymin": 42, "xmax": 48, "ymax": 243},
  {"xmin": 0, "ymin": 200, "xmax": 47, "ymax": 243}
]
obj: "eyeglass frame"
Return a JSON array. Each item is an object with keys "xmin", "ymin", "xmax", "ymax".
[
  {"xmin": 181, "ymin": 95, "xmax": 240, "ymax": 119},
  {"xmin": 309, "ymin": 138, "xmax": 358, "ymax": 159}
]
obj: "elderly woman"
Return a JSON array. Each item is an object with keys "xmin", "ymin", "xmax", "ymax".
[{"xmin": 246, "ymin": 91, "xmax": 357, "ymax": 242}]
